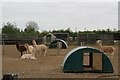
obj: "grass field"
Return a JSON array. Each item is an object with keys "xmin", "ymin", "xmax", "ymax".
[{"xmin": 2, "ymin": 45, "xmax": 119, "ymax": 78}]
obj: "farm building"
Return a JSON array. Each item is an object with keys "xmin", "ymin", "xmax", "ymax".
[
  {"xmin": 77, "ymin": 33, "xmax": 97, "ymax": 45},
  {"xmin": 77, "ymin": 33, "xmax": 115, "ymax": 45},
  {"xmin": 53, "ymin": 33, "xmax": 69, "ymax": 42},
  {"xmin": 62, "ymin": 46, "xmax": 114, "ymax": 73},
  {"xmin": 49, "ymin": 39, "xmax": 68, "ymax": 49},
  {"xmin": 43, "ymin": 33, "xmax": 56, "ymax": 45},
  {"xmin": 113, "ymin": 33, "xmax": 120, "ymax": 40},
  {"xmin": 99, "ymin": 35, "xmax": 114, "ymax": 45}
]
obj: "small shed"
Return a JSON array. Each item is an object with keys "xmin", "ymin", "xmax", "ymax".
[
  {"xmin": 43, "ymin": 33, "xmax": 56, "ymax": 45},
  {"xmin": 77, "ymin": 33, "xmax": 97, "ymax": 45},
  {"xmin": 49, "ymin": 39, "xmax": 68, "ymax": 49},
  {"xmin": 62, "ymin": 46, "xmax": 114, "ymax": 73},
  {"xmin": 53, "ymin": 33, "xmax": 69, "ymax": 42}
]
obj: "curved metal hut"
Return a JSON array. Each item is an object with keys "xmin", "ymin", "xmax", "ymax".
[
  {"xmin": 62, "ymin": 46, "xmax": 114, "ymax": 73},
  {"xmin": 49, "ymin": 39, "xmax": 68, "ymax": 49}
]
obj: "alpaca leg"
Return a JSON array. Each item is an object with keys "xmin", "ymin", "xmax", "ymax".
[
  {"xmin": 43, "ymin": 50, "xmax": 46, "ymax": 57},
  {"xmin": 21, "ymin": 52, "xmax": 23, "ymax": 56},
  {"xmin": 40, "ymin": 51, "xmax": 43, "ymax": 56},
  {"xmin": 43, "ymin": 53, "xmax": 46, "ymax": 57},
  {"xmin": 39, "ymin": 51, "xmax": 43, "ymax": 56},
  {"xmin": 43, "ymin": 52, "xmax": 46, "ymax": 57},
  {"xmin": 41, "ymin": 50, "xmax": 45, "ymax": 57}
]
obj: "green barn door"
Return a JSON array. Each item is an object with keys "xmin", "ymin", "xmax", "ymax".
[{"xmin": 93, "ymin": 53, "xmax": 102, "ymax": 70}]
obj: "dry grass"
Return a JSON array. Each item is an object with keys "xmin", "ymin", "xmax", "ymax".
[{"xmin": 2, "ymin": 45, "xmax": 119, "ymax": 78}]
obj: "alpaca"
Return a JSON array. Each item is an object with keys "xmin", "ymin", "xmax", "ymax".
[
  {"xmin": 21, "ymin": 52, "xmax": 36, "ymax": 60},
  {"xmin": 21, "ymin": 44, "xmax": 36, "ymax": 60},
  {"xmin": 24, "ymin": 44, "xmax": 34, "ymax": 54},
  {"xmin": 16, "ymin": 41, "xmax": 27, "ymax": 56},
  {"xmin": 32, "ymin": 40, "xmax": 47, "ymax": 57},
  {"xmin": 96, "ymin": 40, "xmax": 115, "ymax": 56}
]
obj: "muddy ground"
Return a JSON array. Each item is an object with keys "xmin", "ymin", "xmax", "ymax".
[{"xmin": 2, "ymin": 45, "xmax": 119, "ymax": 79}]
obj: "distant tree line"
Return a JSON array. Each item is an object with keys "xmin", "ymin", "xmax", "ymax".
[{"xmin": 2, "ymin": 21, "xmax": 120, "ymax": 37}]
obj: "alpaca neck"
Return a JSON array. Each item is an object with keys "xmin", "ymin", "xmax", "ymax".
[
  {"xmin": 33, "ymin": 40, "xmax": 37, "ymax": 48},
  {"xmin": 98, "ymin": 43, "xmax": 103, "ymax": 51},
  {"xmin": 16, "ymin": 42, "xmax": 19, "ymax": 50},
  {"xmin": 27, "ymin": 46, "xmax": 31, "ymax": 52}
]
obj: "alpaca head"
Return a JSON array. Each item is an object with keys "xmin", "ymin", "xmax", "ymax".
[
  {"xmin": 96, "ymin": 40, "xmax": 104, "ymax": 52},
  {"xmin": 24, "ymin": 44, "xmax": 29, "ymax": 49},
  {"xmin": 96, "ymin": 40, "xmax": 102, "ymax": 45}
]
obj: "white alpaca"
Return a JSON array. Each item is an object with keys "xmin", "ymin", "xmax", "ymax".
[
  {"xmin": 32, "ymin": 40, "xmax": 47, "ymax": 57},
  {"xmin": 96, "ymin": 40, "xmax": 115, "ymax": 56},
  {"xmin": 21, "ymin": 44, "xmax": 36, "ymax": 60},
  {"xmin": 21, "ymin": 53, "xmax": 36, "ymax": 60}
]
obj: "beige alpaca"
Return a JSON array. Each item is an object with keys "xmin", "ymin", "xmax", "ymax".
[
  {"xmin": 24, "ymin": 44, "xmax": 33, "ymax": 54},
  {"xmin": 96, "ymin": 40, "xmax": 115, "ymax": 56},
  {"xmin": 32, "ymin": 40, "xmax": 47, "ymax": 57},
  {"xmin": 21, "ymin": 44, "xmax": 36, "ymax": 60}
]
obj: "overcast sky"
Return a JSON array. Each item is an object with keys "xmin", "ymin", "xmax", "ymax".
[{"xmin": 1, "ymin": 0, "xmax": 118, "ymax": 32}]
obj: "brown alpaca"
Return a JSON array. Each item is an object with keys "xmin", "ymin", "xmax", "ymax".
[
  {"xmin": 16, "ymin": 41, "xmax": 27, "ymax": 56},
  {"xmin": 96, "ymin": 40, "xmax": 115, "ymax": 56}
]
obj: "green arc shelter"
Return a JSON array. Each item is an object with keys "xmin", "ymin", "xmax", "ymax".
[
  {"xmin": 62, "ymin": 46, "xmax": 114, "ymax": 73},
  {"xmin": 49, "ymin": 39, "xmax": 68, "ymax": 49}
]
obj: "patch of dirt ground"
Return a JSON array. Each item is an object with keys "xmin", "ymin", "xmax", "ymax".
[{"xmin": 2, "ymin": 45, "xmax": 119, "ymax": 79}]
